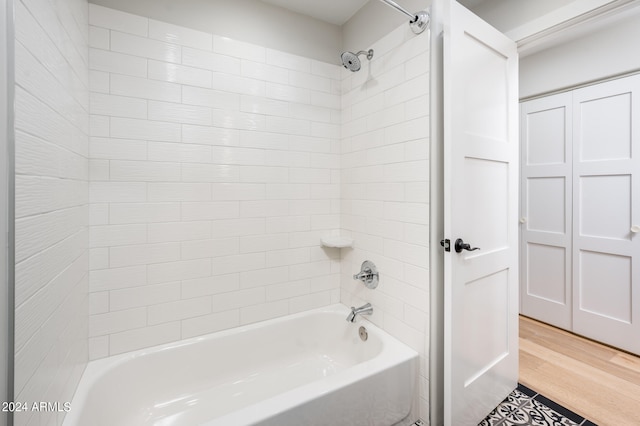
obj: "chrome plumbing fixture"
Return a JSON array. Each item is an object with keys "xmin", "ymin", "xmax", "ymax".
[
  {"xmin": 377, "ymin": 0, "xmax": 430, "ymax": 34},
  {"xmin": 358, "ymin": 326, "xmax": 368, "ymax": 341},
  {"xmin": 341, "ymin": 1, "xmax": 430, "ymax": 72},
  {"xmin": 340, "ymin": 49, "xmax": 374, "ymax": 72},
  {"xmin": 353, "ymin": 260, "xmax": 379, "ymax": 289},
  {"xmin": 346, "ymin": 303, "xmax": 374, "ymax": 323}
]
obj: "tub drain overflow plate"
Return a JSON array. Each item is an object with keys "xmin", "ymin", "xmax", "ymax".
[{"xmin": 358, "ymin": 326, "xmax": 368, "ymax": 341}]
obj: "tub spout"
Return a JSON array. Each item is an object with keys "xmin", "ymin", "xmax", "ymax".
[{"xmin": 346, "ymin": 303, "xmax": 373, "ymax": 322}]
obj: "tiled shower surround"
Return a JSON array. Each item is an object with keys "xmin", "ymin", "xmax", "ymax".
[
  {"xmin": 13, "ymin": 2, "xmax": 430, "ymax": 423},
  {"xmin": 340, "ymin": 25, "xmax": 430, "ymax": 419},
  {"xmin": 13, "ymin": 0, "xmax": 90, "ymax": 424},
  {"xmin": 87, "ymin": 4, "xmax": 344, "ymax": 358}
]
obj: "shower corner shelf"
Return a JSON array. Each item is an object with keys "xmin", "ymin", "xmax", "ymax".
[{"xmin": 320, "ymin": 236, "xmax": 354, "ymax": 249}]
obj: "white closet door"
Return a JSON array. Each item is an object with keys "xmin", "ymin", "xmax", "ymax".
[
  {"xmin": 520, "ymin": 93, "xmax": 573, "ymax": 329},
  {"xmin": 573, "ymin": 74, "xmax": 640, "ymax": 355}
]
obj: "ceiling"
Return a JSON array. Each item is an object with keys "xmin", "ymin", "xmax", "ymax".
[
  {"xmin": 260, "ymin": 0, "xmax": 487, "ymax": 26},
  {"xmin": 260, "ymin": 0, "xmax": 370, "ymax": 25},
  {"xmin": 458, "ymin": 0, "xmax": 488, "ymax": 8}
]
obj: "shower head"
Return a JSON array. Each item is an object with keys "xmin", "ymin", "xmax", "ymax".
[{"xmin": 341, "ymin": 49, "xmax": 374, "ymax": 72}]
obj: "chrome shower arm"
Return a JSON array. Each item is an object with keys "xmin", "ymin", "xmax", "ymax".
[
  {"xmin": 377, "ymin": 0, "xmax": 430, "ymax": 34},
  {"xmin": 355, "ymin": 50, "xmax": 374, "ymax": 60},
  {"xmin": 378, "ymin": 0, "xmax": 417, "ymax": 22}
]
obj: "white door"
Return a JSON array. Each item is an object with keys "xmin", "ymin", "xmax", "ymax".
[
  {"xmin": 572, "ymin": 74, "xmax": 640, "ymax": 355},
  {"xmin": 442, "ymin": 1, "xmax": 519, "ymax": 425},
  {"xmin": 520, "ymin": 93, "xmax": 573, "ymax": 329}
]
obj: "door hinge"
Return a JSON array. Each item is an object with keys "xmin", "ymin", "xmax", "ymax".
[{"xmin": 440, "ymin": 239, "xmax": 450, "ymax": 252}]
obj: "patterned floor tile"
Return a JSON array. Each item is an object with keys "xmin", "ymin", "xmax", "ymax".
[{"xmin": 479, "ymin": 384, "xmax": 596, "ymax": 426}]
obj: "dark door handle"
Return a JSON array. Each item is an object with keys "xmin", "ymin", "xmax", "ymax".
[{"xmin": 454, "ymin": 238, "xmax": 480, "ymax": 253}]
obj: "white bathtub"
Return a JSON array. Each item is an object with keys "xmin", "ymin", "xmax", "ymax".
[{"xmin": 64, "ymin": 304, "xmax": 419, "ymax": 426}]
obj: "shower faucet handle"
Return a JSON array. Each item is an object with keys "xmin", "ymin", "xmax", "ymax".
[
  {"xmin": 353, "ymin": 271, "xmax": 375, "ymax": 281},
  {"xmin": 353, "ymin": 260, "xmax": 379, "ymax": 289}
]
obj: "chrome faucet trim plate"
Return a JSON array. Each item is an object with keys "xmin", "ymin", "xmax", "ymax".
[{"xmin": 353, "ymin": 260, "xmax": 379, "ymax": 289}]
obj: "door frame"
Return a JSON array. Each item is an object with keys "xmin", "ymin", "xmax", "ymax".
[{"xmin": 428, "ymin": 0, "xmax": 445, "ymax": 422}]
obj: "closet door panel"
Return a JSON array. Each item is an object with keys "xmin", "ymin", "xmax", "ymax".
[
  {"xmin": 520, "ymin": 93, "xmax": 573, "ymax": 329},
  {"xmin": 527, "ymin": 176, "xmax": 566, "ymax": 234},
  {"xmin": 526, "ymin": 106, "xmax": 567, "ymax": 165},
  {"xmin": 578, "ymin": 91, "xmax": 632, "ymax": 161},
  {"xmin": 578, "ymin": 250, "xmax": 632, "ymax": 323},
  {"xmin": 573, "ymin": 74, "xmax": 640, "ymax": 355},
  {"xmin": 525, "ymin": 243, "xmax": 567, "ymax": 304},
  {"xmin": 579, "ymin": 174, "xmax": 631, "ymax": 240}
]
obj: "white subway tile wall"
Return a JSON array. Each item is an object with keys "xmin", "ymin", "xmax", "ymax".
[
  {"xmin": 340, "ymin": 25, "xmax": 431, "ymax": 420},
  {"xmin": 13, "ymin": 0, "xmax": 89, "ymax": 424},
  {"xmin": 88, "ymin": 5, "xmax": 342, "ymax": 358}
]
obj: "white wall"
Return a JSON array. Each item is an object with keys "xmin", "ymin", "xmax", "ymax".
[
  {"xmin": 340, "ymin": 23, "xmax": 430, "ymax": 421},
  {"xmin": 520, "ymin": 7, "xmax": 640, "ymax": 98},
  {"xmin": 87, "ymin": 4, "xmax": 342, "ymax": 358},
  {"xmin": 342, "ymin": 0, "xmax": 430, "ymax": 53},
  {"xmin": 13, "ymin": 0, "xmax": 90, "ymax": 424},
  {"xmin": 89, "ymin": 0, "xmax": 341, "ymax": 64},
  {"xmin": 1, "ymin": 0, "xmax": 10, "ymax": 422},
  {"xmin": 463, "ymin": 0, "xmax": 575, "ymax": 33}
]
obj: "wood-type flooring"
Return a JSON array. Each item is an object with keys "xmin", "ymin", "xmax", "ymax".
[{"xmin": 519, "ymin": 315, "xmax": 640, "ymax": 426}]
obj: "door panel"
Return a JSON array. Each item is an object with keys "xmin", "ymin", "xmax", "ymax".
[
  {"xmin": 578, "ymin": 92, "xmax": 632, "ymax": 161},
  {"xmin": 526, "ymin": 106, "xmax": 568, "ymax": 165},
  {"xmin": 527, "ymin": 177, "xmax": 566, "ymax": 234},
  {"xmin": 526, "ymin": 243, "xmax": 567, "ymax": 304},
  {"xmin": 520, "ymin": 93, "xmax": 573, "ymax": 329},
  {"xmin": 579, "ymin": 250, "xmax": 632, "ymax": 323},
  {"xmin": 462, "ymin": 268, "xmax": 510, "ymax": 384},
  {"xmin": 443, "ymin": 1, "xmax": 518, "ymax": 424},
  {"xmin": 579, "ymin": 174, "xmax": 631, "ymax": 240},
  {"xmin": 573, "ymin": 74, "xmax": 640, "ymax": 354},
  {"xmin": 463, "ymin": 158, "xmax": 509, "ymax": 253}
]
